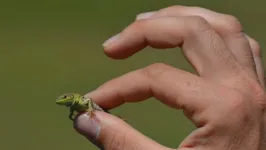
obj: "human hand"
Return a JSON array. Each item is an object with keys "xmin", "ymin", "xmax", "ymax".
[{"xmin": 74, "ymin": 6, "xmax": 266, "ymax": 150}]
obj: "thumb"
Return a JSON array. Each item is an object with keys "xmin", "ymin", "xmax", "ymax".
[{"xmin": 74, "ymin": 111, "xmax": 168, "ymax": 150}]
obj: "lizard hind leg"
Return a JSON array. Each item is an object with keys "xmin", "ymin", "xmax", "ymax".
[
  {"xmin": 85, "ymin": 98, "xmax": 96, "ymax": 118},
  {"xmin": 86, "ymin": 106, "xmax": 95, "ymax": 118}
]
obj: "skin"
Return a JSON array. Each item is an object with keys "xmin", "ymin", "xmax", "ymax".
[
  {"xmin": 56, "ymin": 93, "xmax": 107, "ymax": 121},
  {"xmin": 72, "ymin": 5, "xmax": 266, "ymax": 150}
]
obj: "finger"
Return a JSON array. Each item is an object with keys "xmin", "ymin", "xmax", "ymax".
[
  {"xmin": 136, "ymin": 5, "xmax": 258, "ymax": 80},
  {"xmin": 74, "ymin": 112, "xmax": 170, "ymax": 150},
  {"xmin": 103, "ymin": 16, "xmax": 241, "ymax": 79},
  {"xmin": 87, "ymin": 63, "xmax": 205, "ymax": 110},
  {"xmin": 85, "ymin": 63, "xmax": 229, "ymax": 128},
  {"xmin": 245, "ymin": 35, "xmax": 265, "ymax": 89}
]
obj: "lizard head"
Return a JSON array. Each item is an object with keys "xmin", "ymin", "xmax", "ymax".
[{"xmin": 56, "ymin": 93, "xmax": 81, "ymax": 107}]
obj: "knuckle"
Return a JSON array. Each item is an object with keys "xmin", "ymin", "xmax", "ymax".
[
  {"xmin": 106, "ymin": 132, "xmax": 126, "ymax": 150},
  {"xmin": 217, "ymin": 91, "xmax": 251, "ymax": 125},
  {"xmin": 158, "ymin": 5, "xmax": 185, "ymax": 14},
  {"xmin": 224, "ymin": 85, "xmax": 265, "ymax": 117},
  {"xmin": 223, "ymin": 15, "xmax": 243, "ymax": 32},
  {"xmin": 189, "ymin": 16, "xmax": 209, "ymax": 26},
  {"xmin": 226, "ymin": 91, "xmax": 247, "ymax": 112},
  {"xmin": 124, "ymin": 19, "xmax": 147, "ymax": 35},
  {"xmin": 186, "ymin": 16, "xmax": 211, "ymax": 33},
  {"xmin": 141, "ymin": 63, "xmax": 171, "ymax": 79},
  {"xmin": 248, "ymin": 81, "xmax": 266, "ymax": 106},
  {"xmin": 158, "ymin": 5, "xmax": 205, "ymax": 18}
]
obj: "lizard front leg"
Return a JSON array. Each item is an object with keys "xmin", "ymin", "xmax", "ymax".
[{"xmin": 68, "ymin": 107, "xmax": 75, "ymax": 121}]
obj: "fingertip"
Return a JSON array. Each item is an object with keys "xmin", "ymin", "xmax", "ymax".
[
  {"xmin": 102, "ymin": 25, "xmax": 147, "ymax": 59},
  {"xmin": 103, "ymin": 43, "xmax": 147, "ymax": 60},
  {"xmin": 74, "ymin": 113, "xmax": 101, "ymax": 140},
  {"xmin": 102, "ymin": 33, "xmax": 127, "ymax": 59},
  {"xmin": 102, "ymin": 34, "xmax": 120, "ymax": 47},
  {"xmin": 103, "ymin": 46, "xmax": 130, "ymax": 59}
]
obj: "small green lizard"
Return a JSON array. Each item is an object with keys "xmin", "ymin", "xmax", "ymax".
[{"xmin": 56, "ymin": 93, "xmax": 109, "ymax": 121}]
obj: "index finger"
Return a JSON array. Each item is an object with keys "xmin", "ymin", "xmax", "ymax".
[{"xmin": 86, "ymin": 63, "xmax": 223, "ymax": 126}]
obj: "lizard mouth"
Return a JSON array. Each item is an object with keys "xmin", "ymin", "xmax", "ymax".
[
  {"xmin": 55, "ymin": 99, "xmax": 73, "ymax": 107},
  {"xmin": 55, "ymin": 99, "xmax": 66, "ymax": 105}
]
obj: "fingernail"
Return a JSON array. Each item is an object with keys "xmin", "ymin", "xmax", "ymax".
[
  {"xmin": 103, "ymin": 34, "xmax": 120, "ymax": 47},
  {"xmin": 136, "ymin": 11, "xmax": 156, "ymax": 20},
  {"xmin": 74, "ymin": 113, "xmax": 101, "ymax": 144}
]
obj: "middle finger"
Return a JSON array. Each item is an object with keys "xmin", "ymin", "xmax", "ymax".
[
  {"xmin": 103, "ymin": 16, "xmax": 241, "ymax": 80},
  {"xmin": 136, "ymin": 5, "xmax": 258, "ymax": 80}
]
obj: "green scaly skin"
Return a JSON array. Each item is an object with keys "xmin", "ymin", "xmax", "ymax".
[{"xmin": 56, "ymin": 93, "xmax": 109, "ymax": 121}]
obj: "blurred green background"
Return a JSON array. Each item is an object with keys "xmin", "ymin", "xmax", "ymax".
[{"xmin": 1, "ymin": 0, "xmax": 265, "ymax": 150}]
